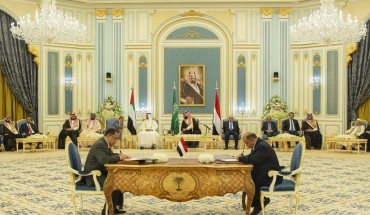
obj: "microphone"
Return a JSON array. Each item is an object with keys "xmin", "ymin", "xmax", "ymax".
[{"xmin": 201, "ymin": 123, "xmax": 211, "ymax": 130}]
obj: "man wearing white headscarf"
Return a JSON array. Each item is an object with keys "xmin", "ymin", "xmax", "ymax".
[{"xmin": 138, "ymin": 113, "xmax": 159, "ymax": 149}]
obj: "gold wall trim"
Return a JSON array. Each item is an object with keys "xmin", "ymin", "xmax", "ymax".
[
  {"xmin": 27, "ymin": 45, "xmax": 39, "ymax": 68},
  {"xmin": 112, "ymin": 9, "xmax": 124, "ymax": 17},
  {"xmin": 304, "ymin": 53, "xmax": 308, "ymax": 61},
  {"xmin": 87, "ymin": 55, "xmax": 91, "ymax": 62},
  {"xmin": 346, "ymin": 43, "xmax": 358, "ymax": 65},
  {"xmin": 77, "ymin": 54, "xmax": 82, "ymax": 61},
  {"xmin": 294, "ymin": 54, "xmax": 299, "ymax": 61},
  {"xmin": 314, "ymin": 52, "xmax": 320, "ymax": 66},
  {"xmin": 181, "ymin": 10, "xmax": 203, "ymax": 17},
  {"xmin": 260, "ymin": 8, "xmax": 273, "ymax": 16},
  {"xmin": 95, "ymin": 9, "xmax": 107, "ymax": 17},
  {"xmin": 277, "ymin": 8, "xmax": 291, "ymax": 16},
  {"xmin": 251, "ymin": 54, "xmax": 256, "ymax": 62}
]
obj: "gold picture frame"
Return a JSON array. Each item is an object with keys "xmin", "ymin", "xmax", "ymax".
[{"xmin": 179, "ymin": 64, "xmax": 205, "ymax": 106}]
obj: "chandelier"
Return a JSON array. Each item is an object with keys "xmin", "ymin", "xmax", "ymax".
[
  {"xmin": 10, "ymin": 0, "xmax": 86, "ymax": 44},
  {"xmin": 290, "ymin": 0, "xmax": 367, "ymax": 45},
  {"xmin": 310, "ymin": 76, "xmax": 320, "ymax": 89}
]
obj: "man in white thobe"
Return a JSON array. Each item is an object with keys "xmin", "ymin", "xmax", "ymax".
[
  {"xmin": 138, "ymin": 113, "xmax": 159, "ymax": 149},
  {"xmin": 80, "ymin": 113, "xmax": 102, "ymax": 137}
]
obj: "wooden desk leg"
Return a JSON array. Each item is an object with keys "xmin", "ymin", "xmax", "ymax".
[
  {"xmin": 242, "ymin": 176, "xmax": 255, "ymax": 214},
  {"xmin": 104, "ymin": 174, "xmax": 114, "ymax": 215},
  {"xmin": 16, "ymin": 140, "xmax": 19, "ymax": 153},
  {"xmin": 283, "ymin": 142, "xmax": 289, "ymax": 152}
]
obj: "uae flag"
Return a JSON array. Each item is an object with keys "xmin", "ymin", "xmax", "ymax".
[
  {"xmin": 170, "ymin": 88, "xmax": 179, "ymax": 135},
  {"xmin": 127, "ymin": 89, "xmax": 137, "ymax": 135},
  {"xmin": 177, "ymin": 137, "xmax": 188, "ymax": 157},
  {"xmin": 212, "ymin": 89, "xmax": 222, "ymax": 135}
]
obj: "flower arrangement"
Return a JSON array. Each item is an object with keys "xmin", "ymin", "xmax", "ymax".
[
  {"xmin": 198, "ymin": 154, "xmax": 215, "ymax": 163},
  {"xmin": 151, "ymin": 153, "xmax": 169, "ymax": 163},
  {"xmin": 262, "ymin": 95, "xmax": 288, "ymax": 120},
  {"xmin": 97, "ymin": 96, "xmax": 123, "ymax": 120},
  {"xmin": 333, "ymin": 134, "xmax": 356, "ymax": 140}
]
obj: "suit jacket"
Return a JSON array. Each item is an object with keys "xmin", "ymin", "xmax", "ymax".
[
  {"xmin": 222, "ymin": 120, "xmax": 240, "ymax": 134},
  {"xmin": 19, "ymin": 123, "xmax": 39, "ymax": 136},
  {"xmin": 282, "ymin": 118, "xmax": 300, "ymax": 132},
  {"xmin": 84, "ymin": 137, "xmax": 121, "ymax": 187},
  {"xmin": 110, "ymin": 119, "xmax": 123, "ymax": 131},
  {"xmin": 238, "ymin": 138, "xmax": 282, "ymax": 187},
  {"xmin": 261, "ymin": 121, "xmax": 278, "ymax": 133},
  {"xmin": 2, "ymin": 122, "xmax": 19, "ymax": 135}
]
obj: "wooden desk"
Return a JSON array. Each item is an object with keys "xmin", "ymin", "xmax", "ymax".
[
  {"xmin": 161, "ymin": 135, "xmax": 221, "ymax": 149},
  {"xmin": 267, "ymin": 137, "xmax": 305, "ymax": 152},
  {"xmin": 15, "ymin": 137, "xmax": 57, "ymax": 153},
  {"xmin": 333, "ymin": 139, "xmax": 367, "ymax": 154},
  {"xmin": 104, "ymin": 158, "xmax": 254, "ymax": 214}
]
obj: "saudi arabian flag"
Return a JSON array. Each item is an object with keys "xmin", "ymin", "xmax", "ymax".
[
  {"xmin": 127, "ymin": 89, "xmax": 137, "ymax": 135},
  {"xmin": 171, "ymin": 88, "xmax": 179, "ymax": 135}
]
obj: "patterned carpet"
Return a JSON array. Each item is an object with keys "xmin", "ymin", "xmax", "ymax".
[{"xmin": 0, "ymin": 149, "xmax": 370, "ymax": 215}]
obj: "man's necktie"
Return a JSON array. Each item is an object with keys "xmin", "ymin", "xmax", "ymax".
[
  {"xmin": 27, "ymin": 124, "xmax": 33, "ymax": 135},
  {"xmin": 290, "ymin": 120, "xmax": 293, "ymax": 131},
  {"xmin": 268, "ymin": 122, "xmax": 271, "ymax": 130},
  {"xmin": 229, "ymin": 122, "xmax": 233, "ymax": 130}
]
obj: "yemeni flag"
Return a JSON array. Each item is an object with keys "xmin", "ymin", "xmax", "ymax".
[
  {"xmin": 177, "ymin": 137, "xmax": 188, "ymax": 157},
  {"xmin": 127, "ymin": 89, "xmax": 137, "ymax": 135},
  {"xmin": 170, "ymin": 87, "xmax": 179, "ymax": 135},
  {"xmin": 212, "ymin": 89, "xmax": 222, "ymax": 135}
]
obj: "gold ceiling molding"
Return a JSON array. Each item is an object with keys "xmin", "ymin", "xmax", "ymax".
[
  {"xmin": 181, "ymin": 10, "xmax": 203, "ymax": 17},
  {"xmin": 260, "ymin": 8, "xmax": 273, "ymax": 16},
  {"xmin": 346, "ymin": 43, "xmax": 358, "ymax": 64},
  {"xmin": 112, "ymin": 9, "xmax": 124, "ymax": 17},
  {"xmin": 95, "ymin": 9, "xmax": 108, "ymax": 17},
  {"xmin": 27, "ymin": 45, "xmax": 39, "ymax": 67},
  {"xmin": 228, "ymin": 9, "xmax": 235, "ymax": 16},
  {"xmin": 150, "ymin": 10, "xmax": 157, "ymax": 16},
  {"xmin": 278, "ymin": 8, "xmax": 290, "ymax": 16}
]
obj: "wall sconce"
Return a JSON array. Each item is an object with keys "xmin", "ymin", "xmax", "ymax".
[
  {"xmin": 65, "ymin": 76, "xmax": 75, "ymax": 91},
  {"xmin": 310, "ymin": 76, "xmax": 320, "ymax": 89}
]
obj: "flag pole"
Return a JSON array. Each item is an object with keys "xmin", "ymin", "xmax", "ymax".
[
  {"xmin": 216, "ymin": 81, "xmax": 218, "ymax": 90},
  {"xmin": 173, "ymin": 81, "xmax": 176, "ymax": 89}
]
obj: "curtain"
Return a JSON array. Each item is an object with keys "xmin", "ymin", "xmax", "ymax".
[
  {"xmin": 347, "ymin": 20, "xmax": 370, "ymax": 127},
  {"xmin": 0, "ymin": 66, "xmax": 27, "ymax": 120},
  {"xmin": 357, "ymin": 97, "xmax": 370, "ymax": 123},
  {"xmin": 0, "ymin": 10, "xmax": 38, "ymax": 124}
]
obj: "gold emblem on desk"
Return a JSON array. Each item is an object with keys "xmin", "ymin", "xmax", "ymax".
[{"xmin": 160, "ymin": 171, "xmax": 198, "ymax": 201}]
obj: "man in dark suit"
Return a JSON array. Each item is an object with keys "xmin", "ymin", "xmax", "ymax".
[
  {"xmin": 58, "ymin": 113, "xmax": 81, "ymax": 149},
  {"xmin": 221, "ymin": 115, "xmax": 241, "ymax": 150},
  {"xmin": 261, "ymin": 115, "xmax": 279, "ymax": 138},
  {"xmin": 19, "ymin": 116, "xmax": 41, "ymax": 149},
  {"xmin": 282, "ymin": 112, "xmax": 300, "ymax": 136},
  {"xmin": 84, "ymin": 128, "xmax": 131, "ymax": 214},
  {"xmin": 236, "ymin": 132, "xmax": 282, "ymax": 215}
]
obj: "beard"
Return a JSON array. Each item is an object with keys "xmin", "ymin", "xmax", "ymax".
[{"xmin": 184, "ymin": 116, "xmax": 188, "ymax": 119}]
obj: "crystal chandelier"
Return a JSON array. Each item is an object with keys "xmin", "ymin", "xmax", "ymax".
[
  {"xmin": 10, "ymin": 0, "xmax": 86, "ymax": 44},
  {"xmin": 310, "ymin": 76, "xmax": 320, "ymax": 89},
  {"xmin": 290, "ymin": 0, "xmax": 367, "ymax": 45}
]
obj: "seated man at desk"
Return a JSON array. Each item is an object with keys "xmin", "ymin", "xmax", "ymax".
[
  {"xmin": 221, "ymin": 115, "xmax": 241, "ymax": 150},
  {"xmin": 19, "ymin": 116, "xmax": 41, "ymax": 149},
  {"xmin": 84, "ymin": 128, "xmax": 131, "ymax": 215},
  {"xmin": 2, "ymin": 116, "xmax": 22, "ymax": 151},
  {"xmin": 236, "ymin": 132, "xmax": 282, "ymax": 215},
  {"xmin": 181, "ymin": 111, "xmax": 201, "ymax": 148},
  {"xmin": 138, "ymin": 113, "xmax": 159, "ymax": 150},
  {"xmin": 79, "ymin": 113, "xmax": 102, "ymax": 137},
  {"xmin": 58, "ymin": 113, "xmax": 81, "ymax": 149}
]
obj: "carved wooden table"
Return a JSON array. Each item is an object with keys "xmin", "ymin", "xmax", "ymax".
[
  {"xmin": 334, "ymin": 139, "xmax": 367, "ymax": 154},
  {"xmin": 267, "ymin": 137, "xmax": 306, "ymax": 152},
  {"xmin": 104, "ymin": 158, "xmax": 254, "ymax": 214},
  {"xmin": 15, "ymin": 137, "xmax": 57, "ymax": 153}
]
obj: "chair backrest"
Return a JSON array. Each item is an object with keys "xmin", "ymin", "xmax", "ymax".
[
  {"xmin": 263, "ymin": 119, "xmax": 277, "ymax": 124},
  {"xmin": 105, "ymin": 117, "xmax": 118, "ymax": 130},
  {"xmin": 290, "ymin": 142, "xmax": 304, "ymax": 185},
  {"xmin": 66, "ymin": 142, "xmax": 83, "ymax": 172},
  {"xmin": 351, "ymin": 120, "xmax": 367, "ymax": 128},
  {"xmin": 16, "ymin": 119, "xmax": 29, "ymax": 131}
]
